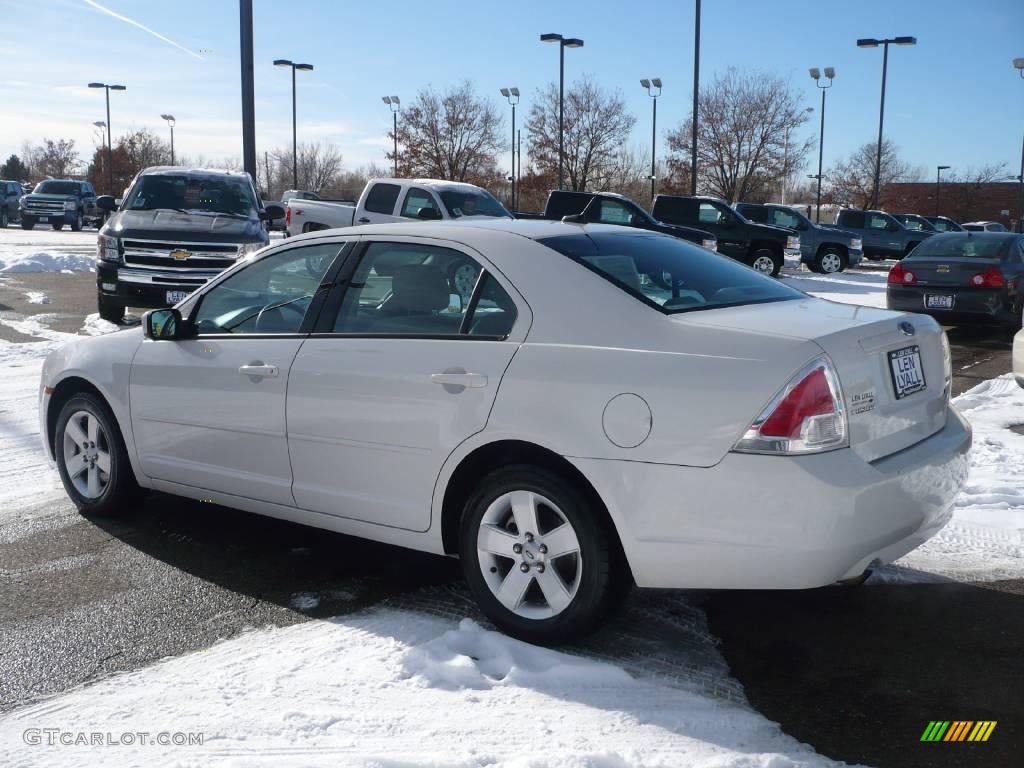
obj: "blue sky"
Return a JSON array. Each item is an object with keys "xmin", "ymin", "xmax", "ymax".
[{"xmin": 1, "ymin": 0, "xmax": 1022, "ymax": 182}]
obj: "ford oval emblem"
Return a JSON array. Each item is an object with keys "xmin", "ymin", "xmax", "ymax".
[{"xmin": 898, "ymin": 321, "xmax": 915, "ymax": 336}]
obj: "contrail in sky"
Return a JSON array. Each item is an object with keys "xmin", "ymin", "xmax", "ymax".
[{"xmin": 83, "ymin": 0, "xmax": 203, "ymax": 60}]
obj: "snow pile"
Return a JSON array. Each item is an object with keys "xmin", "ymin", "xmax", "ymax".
[
  {"xmin": 0, "ymin": 251, "xmax": 96, "ymax": 273},
  {"xmin": 25, "ymin": 291, "xmax": 51, "ymax": 304},
  {"xmin": 781, "ymin": 267, "xmax": 888, "ymax": 309},
  {"xmin": 894, "ymin": 374, "xmax": 1024, "ymax": 580},
  {"xmin": 0, "ymin": 611, "xmax": 836, "ymax": 768}
]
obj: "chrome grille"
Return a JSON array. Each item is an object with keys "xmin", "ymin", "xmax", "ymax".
[
  {"xmin": 24, "ymin": 199, "xmax": 65, "ymax": 212},
  {"xmin": 121, "ymin": 239, "xmax": 240, "ymax": 272}
]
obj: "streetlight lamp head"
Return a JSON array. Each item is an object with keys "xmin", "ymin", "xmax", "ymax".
[
  {"xmin": 540, "ymin": 33, "xmax": 563, "ymax": 43},
  {"xmin": 893, "ymin": 36, "xmax": 917, "ymax": 45},
  {"xmin": 564, "ymin": 38, "xmax": 584, "ymax": 48},
  {"xmin": 382, "ymin": 96, "xmax": 391, "ymax": 104},
  {"xmin": 640, "ymin": 79, "xmax": 650, "ymax": 88},
  {"xmin": 390, "ymin": 96, "xmax": 400, "ymax": 104},
  {"xmin": 500, "ymin": 88, "xmax": 510, "ymax": 97},
  {"xmin": 88, "ymin": 82, "xmax": 104, "ymax": 88},
  {"xmin": 809, "ymin": 68, "xmax": 821, "ymax": 80},
  {"xmin": 1014, "ymin": 58, "xmax": 1024, "ymax": 70},
  {"xmin": 856, "ymin": 38, "xmax": 880, "ymax": 48},
  {"xmin": 938, "ymin": 165, "xmax": 950, "ymax": 170},
  {"xmin": 93, "ymin": 121, "xmax": 105, "ymax": 128},
  {"xmin": 110, "ymin": 85, "xmax": 126, "ymax": 91},
  {"xmin": 160, "ymin": 113, "xmax": 175, "ymax": 123},
  {"xmin": 824, "ymin": 67, "xmax": 836, "ymax": 79},
  {"xmin": 295, "ymin": 63, "xmax": 313, "ymax": 71},
  {"xmin": 273, "ymin": 59, "xmax": 293, "ymax": 67},
  {"xmin": 510, "ymin": 87, "xmax": 519, "ymax": 97},
  {"xmin": 651, "ymin": 78, "xmax": 662, "ymax": 88}
]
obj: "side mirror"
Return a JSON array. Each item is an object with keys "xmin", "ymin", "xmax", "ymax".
[
  {"xmin": 262, "ymin": 203, "xmax": 285, "ymax": 220},
  {"xmin": 96, "ymin": 195, "xmax": 117, "ymax": 212},
  {"xmin": 417, "ymin": 207, "xmax": 443, "ymax": 220},
  {"xmin": 144, "ymin": 308, "xmax": 184, "ymax": 340}
]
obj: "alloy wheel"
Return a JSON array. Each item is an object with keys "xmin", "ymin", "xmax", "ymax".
[
  {"xmin": 752, "ymin": 255, "xmax": 776, "ymax": 274},
  {"xmin": 62, "ymin": 410, "xmax": 112, "ymax": 499},
  {"xmin": 476, "ymin": 490, "xmax": 582, "ymax": 619},
  {"xmin": 820, "ymin": 252, "xmax": 843, "ymax": 273}
]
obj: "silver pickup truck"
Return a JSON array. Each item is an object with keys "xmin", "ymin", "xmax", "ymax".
[{"xmin": 285, "ymin": 178, "xmax": 511, "ymax": 236}]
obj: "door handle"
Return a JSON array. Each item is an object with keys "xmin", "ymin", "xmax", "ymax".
[
  {"xmin": 238, "ymin": 363, "xmax": 279, "ymax": 379},
  {"xmin": 357, "ymin": 217, "xmax": 371, "ymax": 224},
  {"xmin": 431, "ymin": 371, "xmax": 488, "ymax": 389}
]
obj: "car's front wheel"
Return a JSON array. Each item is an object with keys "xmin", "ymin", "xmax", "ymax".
[
  {"xmin": 70, "ymin": 212, "xmax": 83, "ymax": 231},
  {"xmin": 20, "ymin": 216, "xmax": 34, "ymax": 230},
  {"xmin": 55, "ymin": 393, "xmax": 140, "ymax": 516},
  {"xmin": 812, "ymin": 247, "xmax": 846, "ymax": 274},
  {"xmin": 97, "ymin": 294, "xmax": 125, "ymax": 323},
  {"xmin": 750, "ymin": 248, "xmax": 782, "ymax": 277},
  {"xmin": 0, "ymin": 208, "xmax": 8, "ymax": 228},
  {"xmin": 459, "ymin": 465, "xmax": 625, "ymax": 644},
  {"xmin": 51, "ymin": 221, "xmax": 64, "ymax": 231}
]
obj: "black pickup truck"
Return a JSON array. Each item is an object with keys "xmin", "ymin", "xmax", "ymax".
[
  {"xmin": 94, "ymin": 167, "xmax": 283, "ymax": 323},
  {"xmin": 652, "ymin": 195, "xmax": 801, "ymax": 276},
  {"xmin": 518, "ymin": 190, "xmax": 717, "ymax": 251},
  {"xmin": 18, "ymin": 179, "xmax": 101, "ymax": 231}
]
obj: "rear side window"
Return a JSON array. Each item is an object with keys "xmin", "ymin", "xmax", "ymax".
[
  {"xmin": 363, "ymin": 183, "xmax": 401, "ymax": 215},
  {"xmin": 839, "ymin": 210, "xmax": 865, "ymax": 228},
  {"xmin": 538, "ymin": 232, "xmax": 803, "ymax": 314},
  {"xmin": 738, "ymin": 205, "xmax": 768, "ymax": 223},
  {"xmin": 652, "ymin": 197, "xmax": 697, "ymax": 224},
  {"xmin": 546, "ymin": 192, "xmax": 591, "ymax": 219}
]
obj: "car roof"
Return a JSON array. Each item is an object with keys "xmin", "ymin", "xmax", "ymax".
[{"xmin": 139, "ymin": 167, "xmax": 252, "ymax": 179}]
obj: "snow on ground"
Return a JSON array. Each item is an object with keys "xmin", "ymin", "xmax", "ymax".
[
  {"xmin": 0, "ymin": 611, "xmax": 839, "ymax": 768},
  {"xmin": 780, "ymin": 265, "xmax": 889, "ymax": 309},
  {"xmin": 0, "ymin": 229, "xmax": 97, "ymax": 273},
  {"xmin": 24, "ymin": 291, "xmax": 51, "ymax": 304}
]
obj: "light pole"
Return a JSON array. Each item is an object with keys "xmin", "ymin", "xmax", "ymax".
[
  {"xmin": 809, "ymin": 67, "xmax": 834, "ymax": 222},
  {"xmin": 517, "ymin": 128, "xmax": 522, "ymax": 211},
  {"xmin": 500, "ymin": 88, "xmax": 520, "ymax": 210},
  {"xmin": 382, "ymin": 96, "xmax": 401, "ymax": 177},
  {"xmin": 641, "ymin": 78, "xmax": 662, "ymax": 201},
  {"xmin": 935, "ymin": 165, "xmax": 950, "ymax": 216},
  {"xmin": 88, "ymin": 82, "xmax": 125, "ymax": 195},
  {"xmin": 1014, "ymin": 58, "xmax": 1024, "ymax": 232},
  {"xmin": 273, "ymin": 59, "xmax": 314, "ymax": 189},
  {"xmin": 160, "ymin": 114, "xmax": 176, "ymax": 165},
  {"xmin": 540, "ymin": 33, "xmax": 584, "ymax": 190},
  {"xmin": 691, "ymin": 0, "xmax": 701, "ymax": 195},
  {"xmin": 857, "ymin": 36, "xmax": 916, "ymax": 209}
]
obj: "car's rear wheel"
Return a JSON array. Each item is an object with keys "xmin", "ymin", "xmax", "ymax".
[
  {"xmin": 812, "ymin": 247, "xmax": 846, "ymax": 274},
  {"xmin": 750, "ymin": 248, "xmax": 782, "ymax": 277},
  {"xmin": 70, "ymin": 212, "xmax": 83, "ymax": 231},
  {"xmin": 55, "ymin": 393, "xmax": 140, "ymax": 516},
  {"xmin": 98, "ymin": 294, "xmax": 125, "ymax": 323},
  {"xmin": 459, "ymin": 465, "xmax": 624, "ymax": 644}
]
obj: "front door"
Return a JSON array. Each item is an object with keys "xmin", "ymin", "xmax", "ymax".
[
  {"xmin": 287, "ymin": 238, "xmax": 528, "ymax": 531},
  {"xmin": 129, "ymin": 241, "xmax": 345, "ymax": 504}
]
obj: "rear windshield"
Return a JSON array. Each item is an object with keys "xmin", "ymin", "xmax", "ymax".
[
  {"xmin": 34, "ymin": 180, "xmax": 82, "ymax": 195},
  {"xmin": 906, "ymin": 234, "xmax": 1016, "ymax": 260},
  {"xmin": 538, "ymin": 231, "xmax": 803, "ymax": 314}
]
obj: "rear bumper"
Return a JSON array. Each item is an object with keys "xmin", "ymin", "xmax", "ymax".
[
  {"xmin": 570, "ymin": 406, "xmax": 971, "ymax": 589},
  {"xmin": 887, "ymin": 285, "xmax": 1016, "ymax": 325},
  {"xmin": 97, "ymin": 261, "xmax": 216, "ymax": 308}
]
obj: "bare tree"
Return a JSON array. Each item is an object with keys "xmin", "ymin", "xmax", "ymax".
[
  {"xmin": 665, "ymin": 69, "xmax": 813, "ymax": 202},
  {"xmin": 270, "ymin": 141, "xmax": 344, "ymax": 193},
  {"xmin": 390, "ymin": 81, "xmax": 503, "ymax": 183},
  {"xmin": 829, "ymin": 140, "xmax": 916, "ymax": 209},
  {"xmin": 35, "ymin": 138, "xmax": 80, "ymax": 178},
  {"xmin": 87, "ymin": 128, "xmax": 170, "ymax": 194},
  {"xmin": 527, "ymin": 76, "xmax": 636, "ymax": 192}
]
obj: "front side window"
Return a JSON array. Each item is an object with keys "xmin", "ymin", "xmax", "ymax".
[
  {"xmin": 538, "ymin": 231, "xmax": 803, "ymax": 314},
  {"xmin": 331, "ymin": 242, "xmax": 515, "ymax": 337},
  {"xmin": 698, "ymin": 202, "xmax": 724, "ymax": 224},
  {"xmin": 192, "ymin": 243, "xmax": 341, "ymax": 334},
  {"xmin": 123, "ymin": 174, "xmax": 258, "ymax": 217},
  {"xmin": 400, "ymin": 188, "xmax": 439, "ymax": 219},
  {"xmin": 363, "ymin": 183, "xmax": 402, "ymax": 214},
  {"xmin": 868, "ymin": 214, "xmax": 891, "ymax": 230},
  {"xmin": 597, "ymin": 199, "xmax": 635, "ymax": 225},
  {"xmin": 770, "ymin": 209, "xmax": 802, "ymax": 230}
]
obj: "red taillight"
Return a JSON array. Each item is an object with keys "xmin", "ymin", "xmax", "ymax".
[
  {"xmin": 285, "ymin": 206, "xmax": 292, "ymax": 226},
  {"xmin": 759, "ymin": 368, "xmax": 835, "ymax": 439},
  {"xmin": 888, "ymin": 263, "xmax": 917, "ymax": 285},
  {"xmin": 733, "ymin": 357, "xmax": 848, "ymax": 455},
  {"xmin": 968, "ymin": 266, "xmax": 1004, "ymax": 288}
]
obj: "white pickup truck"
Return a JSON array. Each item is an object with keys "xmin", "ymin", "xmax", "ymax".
[{"xmin": 285, "ymin": 178, "xmax": 511, "ymax": 236}]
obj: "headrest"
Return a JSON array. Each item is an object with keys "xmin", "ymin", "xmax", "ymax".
[{"xmin": 386, "ymin": 264, "xmax": 450, "ymax": 313}]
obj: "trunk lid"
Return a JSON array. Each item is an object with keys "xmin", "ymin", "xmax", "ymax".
[
  {"xmin": 683, "ymin": 298, "xmax": 949, "ymax": 462},
  {"xmin": 904, "ymin": 256, "xmax": 1002, "ymax": 287}
]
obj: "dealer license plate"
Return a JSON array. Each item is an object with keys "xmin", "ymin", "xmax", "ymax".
[
  {"xmin": 166, "ymin": 290, "xmax": 190, "ymax": 304},
  {"xmin": 926, "ymin": 294, "xmax": 954, "ymax": 310},
  {"xmin": 888, "ymin": 345, "xmax": 926, "ymax": 400},
  {"xmin": 38, "ymin": 216, "xmax": 48, "ymax": 222}
]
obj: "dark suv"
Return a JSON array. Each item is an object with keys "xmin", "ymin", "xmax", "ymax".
[
  {"xmin": 95, "ymin": 167, "xmax": 283, "ymax": 323},
  {"xmin": 652, "ymin": 195, "xmax": 800, "ymax": 276},
  {"xmin": 19, "ymin": 179, "xmax": 100, "ymax": 231},
  {"xmin": 1, "ymin": 180, "xmax": 24, "ymax": 227}
]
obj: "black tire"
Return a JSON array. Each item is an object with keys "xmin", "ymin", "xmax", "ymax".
[
  {"xmin": 52, "ymin": 221, "xmax": 64, "ymax": 231},
  {"xmin": 0, "ymin": 208, "xmax": 8, "ymax": 228},
  {"xmin": 98, "ymin": 295, "xmax": 125, "ymax": 323},
  {"xmin": 749, "ymin": 247, "xmax": 783, "ymax": 277},
  {"xmin": 54, "ymin": 392, "xmax": 141, "ymax": 516},
  {"xmin": 459, "ymin": 465, "xmax": 626, "ymax": 644},
  {"xmin": 21, "ymin": 217, "xmax": 34, "ymax": 230},
  {"xmin": 811, "ymin": 246, "xmax": 847, "ymax": 274},
  {"xmin": 70, "ymin": 212, "xmax": 83, "ymax": 231}
]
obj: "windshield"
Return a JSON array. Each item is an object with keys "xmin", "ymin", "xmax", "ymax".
[
  {"xmin": 124, "ymin": 174, "xmax": 259, "ymax": 216},
  {"xmin": 439, "ymin": 189, "xmax": 510, "ymax": 219},
  {"xmin": 538, "ymin": 231, "xmax": 803, "ymax": 314},
  {"xmin": 906, "ymin": 233, "xmax": 1015, "ymax": 260},
  {"xmin": 34, "ymin": 180, "xmax": 81, "ymax": 195}
]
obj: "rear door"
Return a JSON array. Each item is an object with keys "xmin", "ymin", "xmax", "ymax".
[
  {"xmin": 357, "ymin": 182, "xmax": 404, "ymax": 225},
  {"xmin": 287, "ymin": 237, "xmax": 530, "ymax": 531},
  {"xmin": 865, "ymin": 212, "xmax": 903, "ymax": 257}
]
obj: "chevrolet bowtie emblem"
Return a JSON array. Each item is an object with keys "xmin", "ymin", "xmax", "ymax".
[{"xmin": 170, "ymin": 249, "xmax": 192, "ymax": 260}]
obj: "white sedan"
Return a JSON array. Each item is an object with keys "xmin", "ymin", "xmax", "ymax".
[{"xmin": 40, "ymin": 220, "xmax": 971, "ymax": 643}]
